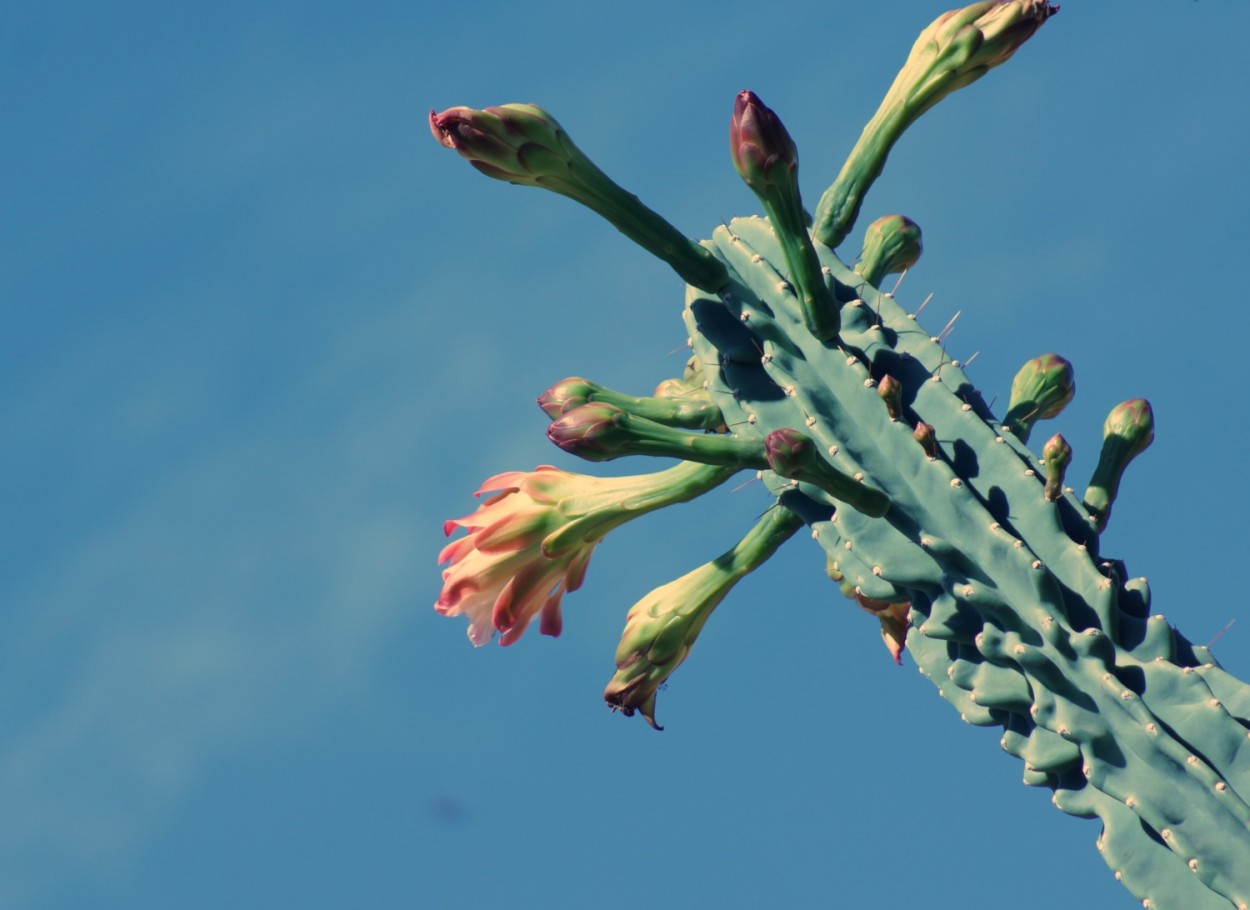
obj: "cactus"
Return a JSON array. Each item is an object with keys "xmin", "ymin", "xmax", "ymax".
[{"xmin": 429, "ymin": 2, "xmax": 1250, "ymax": 907}]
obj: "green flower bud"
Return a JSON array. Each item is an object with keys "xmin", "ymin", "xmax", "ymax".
[
  {"xmin": 1004, "ymin": 353, "xmax": 1075, "ymax": 443},
  {"xmin": 1083, "ymin": 399, "xmax": 1155, "ymax": 532},
  {"xmin": 856, "ymin": 215, "xmax": 923, "ymax": 287}
]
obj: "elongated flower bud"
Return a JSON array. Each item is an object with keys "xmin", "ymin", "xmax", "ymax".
[
  {"xmin": 730, "ymin": 91, "xmax": 800, "ymax": 201},
  {"xmin": 430, "ymin": 104, "xmax": 728, "ymax": 292},
  {"xmin": 813, "ymin": 1, "xmax": 1058, "ymax": 248},
  {"xmin": 856, "ymin": 215, "xmax": 923, "ymax": 287},
  {"xmin": 548, "ymin": 403, "xmax": 764, "ymax": 467},
  {"xmin": 914, "ymin": 420, "xmax": 938, "ymax": 459},
  {"xmin": 1004, "ymin": 353, "xmax": 1075, "ymax": 443},
  {"xmin": 1083, "ymin": 399, "xmax": 1155, "ymax": 531},
  {"xmin": 764, "ymin": 428, "xmax": 891, "ymax": 517},
  {"xmin": 1041, "ymin": 432, "xmax": 1072, "ymax": 502},
  {"xmin": 731, "ymin": 91, "xmax": 840, "ymax": 341},
  {"xmin": 604, "ymin": 505, "xmax": 804, "ymax": 728},
  {"xmin": 538, "ymin": 376, "xmax": 725, "ymax": 430}
]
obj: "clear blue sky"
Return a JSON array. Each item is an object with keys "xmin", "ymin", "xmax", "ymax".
[{"xmin": 4, "ymin": 3, "xmax": 1250, "ymax": 908}]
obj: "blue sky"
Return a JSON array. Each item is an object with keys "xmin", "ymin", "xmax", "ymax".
[{"xmin": 4, "ymin": 2, "xmax": 1250, "ymax": 908}]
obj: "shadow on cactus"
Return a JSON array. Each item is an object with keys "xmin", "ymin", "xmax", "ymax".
[{"xmin": 430, "ymin": 3, "xmax": 1250, "ymax": 907}]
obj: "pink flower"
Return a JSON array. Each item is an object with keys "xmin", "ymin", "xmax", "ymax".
[{"xmin": 437, "ymin": 462, "xmax": 735, "ymax": 647}]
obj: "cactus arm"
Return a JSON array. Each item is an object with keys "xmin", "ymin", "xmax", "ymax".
[{"xmin": 680, "ymin": 213, "xmax": 1250, "ymax": 908}]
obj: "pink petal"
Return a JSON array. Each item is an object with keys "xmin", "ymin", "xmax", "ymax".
[{"xmin": 540, "ymin": 588, "xmax": 564, "ymax": 638}]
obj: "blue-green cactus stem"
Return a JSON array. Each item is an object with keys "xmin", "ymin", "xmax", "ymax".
[
  {"xmin": 604, "ymin": 502, "xmax": 803, "ymax": 729},
  {"xmin": 546, "ymin": 402, "xmax": 765, "ymax": 467},
  {"xmin": 683, "ymin": 214, "xmax": 1250, "ymax": 907},
  {"xmin": 730, "ymin": 90, "xmax": 840, "ymax": 341},
  {"xmin": 538, "ymin": 376, "xmax": 726, "ymax": 430},
  {"xmin": 1004, "ymin": 353, "xmax": 1076, "ymax": 443},
  {"xmin": 430, "ymin": 104, "xmax": 729, "ymax": 292},
  {"xmin": 855, "ymin": 214, "xmax": 923, "ymax": 287},
  {"xmin": 812, "ymin": 1, "xmax": 1058, "ymax": 248},
  {"xmin": 1041, "ymin": 432, "xmax": 1072, "ymax": 502},
  {"xmin": 1083, "ymin": 399, "xmax": 1155, "ymax": 532}
]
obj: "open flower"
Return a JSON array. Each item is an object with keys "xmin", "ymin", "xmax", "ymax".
[{"xmin": 437, "ymin": 462, "xmax": 736, "ymax": 646}]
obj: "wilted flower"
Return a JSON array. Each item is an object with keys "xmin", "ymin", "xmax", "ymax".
[
  {"xmin": 437, "ymin": 462, "xmax": 736, "ymax": 646},
  {"xmin": 604, "ymin": 505, "xmax": 804, "ymax": 728},
  {"xmin": 855, "ymin": 593, "xmax": 913, "ymax": 665},
  {"xmin": 603, "ymin": 560, "xmax": 735, "ymax": 730}
]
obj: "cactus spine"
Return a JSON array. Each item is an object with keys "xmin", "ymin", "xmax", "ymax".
[{"xmin": 430, "ymin": 3, "xmax": 1250, "ymax": 907}]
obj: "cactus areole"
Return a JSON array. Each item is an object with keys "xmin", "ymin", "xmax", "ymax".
[{"xmin": 430, "ymin": 3, "xmax": 1250, "ymax": 907}]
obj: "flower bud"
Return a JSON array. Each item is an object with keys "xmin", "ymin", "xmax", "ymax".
[
  {"xmin": 1041, "ymin": 432, "xmax": 1072, "ymax": 502},
  {"xmin": 914, "ymin": 421, "xmax": 938, "ymax": 459},
  {"xmin": 730, "ymin": 90, "xmax": 840, "ymax": 341},
  {"xmin": 537, "ymin": 377, "xmax": 595, "ymax": 418},
  {"xmin": 878, "ymin": 373, "xmax": 904, "ymax": 421},
  {"xmin": 1083, "ymin": 399, "xmax": 1154, "ymax": 531},
  {"xmin": 546, "ymin": 403, "xmax": 631, "ymax": 461},
  {"xmin": 856, "ymin": 215, "xmax": 923, "ymax": 287},
  {"xmin": 548, "ymin": 403, "xmax": 764, "ymax": 467},
  {"xmin": 764, "ymin": 429, "xmax": 891, "ymax": 517},
  {"xmin": 1005, "ymin": 353, "xmax": 1075, "ymax": 443},
  {"xmin": 430, "ymin": 104, "xmax": 728, "ymax": 291},
  {"xmin": 730, "ymin": 90, "xmax": 799, "ymax": 200}
]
